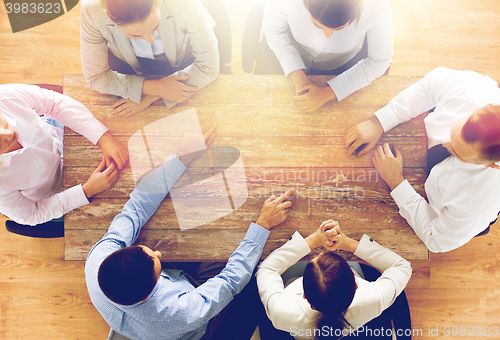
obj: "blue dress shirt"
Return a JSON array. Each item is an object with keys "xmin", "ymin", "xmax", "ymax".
[{"xmin": 85, "ymin": 155, "xmax": 270, "ymax": 340}]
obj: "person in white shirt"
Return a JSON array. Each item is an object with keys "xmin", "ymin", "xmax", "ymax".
[
  {"xmin": 263, "ymin": 0, "xmax": 393, "ymax": 112},
  {"xmin": 256, "ymin": 221, "xmax": 412, "ymax": 340},
  {"xmin": 345, "ymin": 67, "xmax": 500, "ymax": 253},
  {"xmin": 80, "ymin": 0, "xmax": 219, "ymax": 116},
  {"xmin": 0, "ymin": 84, "xmax": 128, "ymax": 226}
]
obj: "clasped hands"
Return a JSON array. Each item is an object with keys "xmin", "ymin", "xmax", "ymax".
[{"xmin": 305, "ymin": 220, "xmax": 355, "ymax": 252}]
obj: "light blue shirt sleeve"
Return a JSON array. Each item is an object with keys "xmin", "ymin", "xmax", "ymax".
[{"xmin": 86, "ymin": 155, "xmax": 186, "ymax": 262}]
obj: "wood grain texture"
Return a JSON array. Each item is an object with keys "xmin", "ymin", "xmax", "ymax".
[
  {"xmin": 64, "ymin": 228, "xmax": 428, "ymax": 262},
  {"xmin": 2, "ymin": 0, "xmax": 500, "ymax": 338}
]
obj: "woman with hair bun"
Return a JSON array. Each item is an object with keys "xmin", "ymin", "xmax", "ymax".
[
  {"xmin": 263, "ymin": 0, "xmax": 393, "ymax": 112},
  {"xmin": 256, "ymin": 221, "xmax": 412, "ymax": 340},
  {"xmin": 80, "ymin": 0, "xmax": 219, "ymax": 116}
]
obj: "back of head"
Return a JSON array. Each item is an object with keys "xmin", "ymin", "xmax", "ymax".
[
  {"xmin": 303, "ymin": 252, "xmax": 356, "ymax": 340},
  {"xmin": 462, "ymin": 104, "xmax": 500, "ymax": 163},
  {"xmin": 102, "ymin": 0, "xmax": 157, "ymax": 25},
  {"xmin": 98, "ymin": 246, "xmax": 157, "ymax": 305},
  {"xmin": 303, "ymin": 0, "xmax": 363, "ymax": 29}
]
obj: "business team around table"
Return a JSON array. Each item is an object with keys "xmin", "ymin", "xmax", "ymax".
[{"xmin": 1, "ymin": 0, "xmax": 500, "ymax": 339}]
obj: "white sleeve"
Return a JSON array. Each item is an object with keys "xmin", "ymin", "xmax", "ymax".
[
  {"xmin": 0, "ymin": 185, "xmax": 88, "ymax": 225},
  {"xmin": 13, "ymin": 84, "xmax": 108, "ymax": 144},
  {"xmin": 374, "ymin": 67, "xmax": 460, "ymax": 132},
  {"xmin": 263, "ymin": 0, "xmax": 306, "ymax": 75},
  {"xmin": 256, "ymin": 231, "xmax": 311, "ymax": 319},
  {"xmin": 327, "ymin": 0, "xmax": 394, "ymax": 101},
  {"xmin": 390, "ymin": 180, "xmax": 482, "ymax": 253},
  {"xmin": 354, "ymin": 234, "xmax": 412, "ymax": 312}
]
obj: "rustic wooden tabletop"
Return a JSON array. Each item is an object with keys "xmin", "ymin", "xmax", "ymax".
[{"xmin": 63, "ymin": 74, "xmax": 429, "ymax": 261}]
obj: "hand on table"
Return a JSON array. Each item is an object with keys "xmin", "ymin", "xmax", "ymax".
[
  {"xmin": 152, "ymin": 75, "xmax": 198, "ymax": 103},
  {"xmin": 345, "ymin": 117, "xmax": 384, "ymax": 157},
  {"xmin": 97, "ymin": 131, "xmax": 129, "ymax": 170},
  {"xmin": 82, "ymin": 157, "xmax": 119, "ymax": 198},
  {"xmin": 305, "ymin": 219, "xmax": 340, "ymax": 249},
  {"xmin": 256, "ymin": 188, "xmax": 295, "ymax": 230},
  {"xmin": 178, "ymin": 123, "xmax": 217, "ymax": 166},
  {"xmin": 112, "ymin": 95, "xmax": 160, "ymax": 117},
  {"xmin": 294, "ymin": 84, "xmax": 336, "ymax": 112},
  {"xmin": 372, "ymin": 143, "xmax": 405, "ymax": 191},
  {"xmin": 319, "ymin": 221, "xmax": 359, "ymax": 253}
]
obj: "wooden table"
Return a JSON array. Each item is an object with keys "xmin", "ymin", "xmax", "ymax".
[{"xmin": 63, "ymin": 74, "xmax": 429, "ymax": 261}]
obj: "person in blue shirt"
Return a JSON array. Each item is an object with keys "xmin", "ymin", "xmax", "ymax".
[{"xmin": 85, "ymin": 123, "xmax": 295, "ymax": 340}]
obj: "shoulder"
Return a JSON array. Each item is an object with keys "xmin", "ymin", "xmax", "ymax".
[{"xmin": 80, "ymin": 0, "xmax": 104, "ymax": 12}]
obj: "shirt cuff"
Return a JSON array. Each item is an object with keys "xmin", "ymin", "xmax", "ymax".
[
  {"xmin": 374, "ymin": 106, "xmax": 400, "ymax": 132},
  {"xmin": 162, "ymin": 155, "xmax": 187, "ymax": 180},
  {"xmin": 353, "ymin": 234, "xmax": 376, "ymax": 259},
  {"xmin": 290, "ymin": 231, "xmax": 313, "ymax": 256},
  {"xmin": 390, "ymin": 179, "xmax": 419, "ymax": 207},
  {"xmin": 246, "ymin": 222, "xmax": 271, "ymax": 247},
  {"xmin": 63, "ymin": 184, "xmax": 90, "ymax": 213},
  {"xmin": 90, "ymin": 126, "xmax": 109, "ymax": 146},
  {"xmin": 281, "ymin": 55, "xmax": 307, "ymax": 77},
  {"xmin": 129, "ymin": 76, "xmax": 147, "ymax": 104},
  {"xmin": 327, "ymin": 76, "xmax": 352, "ymax": 102}
]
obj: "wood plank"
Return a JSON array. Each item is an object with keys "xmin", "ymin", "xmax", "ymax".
[
  {"xmin": 64, "ymin": 196, "xmax": 412, "ymax": 231},
  {"xmin": 63, "ymin": 135, "xmax": 427, "ymax": 168},
  {"xmin": 63, "ymin": 74, "xmax": 423, "ymax": 108},
  {"xmin": 64, "ymin": 228, "xmax": 428, "ymax": 261},
  {"xmin": 63, "ymin": 105, "xmax": 427, "ymax": 138},
  {"xmin": 64, "ymin": 166, "xmax": 427, "ymax": 200}
]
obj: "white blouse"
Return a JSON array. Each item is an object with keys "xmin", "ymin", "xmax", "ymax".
[
  {"xmin": 263, "ymin": 0, "xmax": 393, "ymax": 101},
  {"xmin": 0, "ymin": 84, "xmax": 108, "ymax": 225},
  {"xmin": 256, "ymin": 232, "xmax": 412, "ymax": 340},
  {"xmin": 375, "ymin": 67, "xmax": 500, "ymax": 252}
]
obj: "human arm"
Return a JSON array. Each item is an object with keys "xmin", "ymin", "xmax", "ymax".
[
  {"xmin": 372, "ymin": 143, "xmax": 405, "ymax": 190},
  {"xmin": 345, "ymin": 67, "xmax": 460, "ymax": 157},
  {"xmin": 327, "ymin": 0, "xmax": 393, "ymax": 102},
  {"xmin": 111, "ymin": 95, "xmax": 161, "ymax": 117},
  {"xmin": 263, "ymin": 0, "xmax": 307, "ymax": 76},
  {"xmin": 353, "ymin": 235, "xmax": 412, "ymax": 313},
  {"xmin": 80, "ymin": 1, "xmax": 146, "ymax": 104}
]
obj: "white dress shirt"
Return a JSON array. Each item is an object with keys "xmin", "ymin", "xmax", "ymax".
[
  {"xmin": 0, "ymin": 84, "xmax": 108, "ymax": 225},
  {"xmin": 374, "ymin": 67, "xmax": 500, "ymax": 253},
  {"xmin": 263, "ymin": 0, "xmax": 393, "ymax": 101},
  {"xmin": 256, "ymin": 232, "xmax": 412, "ymax": 340}
]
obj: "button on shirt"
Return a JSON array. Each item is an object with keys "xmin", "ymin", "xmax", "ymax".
[
  {"xmin": 374, "ymin": 67, "xmax": 500, "ymax": 252},
  {"xmin": 85, "ymin": 156, "xmax": 270, "ymax": 340},
  {"xmin": 263, "ymin": 0, "xmax": 393, "ymax": 101},
  {"xmin": 0, "ymin": 84, "xmax": 108, "ymax": 225}
]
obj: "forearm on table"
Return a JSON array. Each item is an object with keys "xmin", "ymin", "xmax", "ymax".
[{"xmin": 289, "ymin": 69, "xmax": 311, "ymax": 90}]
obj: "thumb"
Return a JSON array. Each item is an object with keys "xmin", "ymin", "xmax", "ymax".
[
  {"xmin": 96, "ymin": 157, "xmax": 106, "ymax": 172},
  {"xmin": 394, "ymin": 145, "xmax": 403, "ymax": 159}
]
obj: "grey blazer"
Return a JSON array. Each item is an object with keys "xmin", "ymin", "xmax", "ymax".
[{"xmin": 80, "ymin": 0, "xmax": 219, "ymax": 108}]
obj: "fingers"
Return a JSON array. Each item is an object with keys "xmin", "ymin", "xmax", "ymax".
[
  {"xmin": 205, "ymin": 132, "xmax": 216, "ymax": 149},
  {"xmin": 265, "ymin": 194, "xmax": 277, "ymax": 203},
  {"xmin": 95, "ymin": 157, "xmax": 106, "ymax": 173},
  {"xmin": 320, "ymin": 219, "xmax": 334, "ymax": 229},
  {"xmin": 102, "ymin": 162, "xmax": 116, "ymax": 175},
  {"xmin": 203, "ymin": 123, "xmax": 218, "ymax": 142},
  {"xmin": 394, "ymin": 145, "xmax": 402, "ymax": 159},
  {"xmin": 383, "ymin": 143, "xmax": 394, "ymax": 157},
  {"xmin": 112, "ymin": 98, "xmax": 127, "ymax": 109},
  {"xmin": 278, "ymin": 200, "xmax": 293, "ymax": 210},
  {"xmin": 346, "ymin": 140, "xmax": 363, "ymax": 157},
  {"xmin": 275, "ymin": 188, "xmax": 295, "ymax": 204}
]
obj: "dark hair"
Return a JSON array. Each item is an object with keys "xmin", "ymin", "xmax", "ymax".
[
  {"xmin": 303, "ymin": 252, "xmax": 357, "ymax": 340},
  {"xmin": 103, "ymin": 0, "xmax": 157, "ymax": 25},
  {"xmin": 461, "ymin": 104, "xmax": 500, "ymax": 163},
  {"xmin": 98, "ymin": 246, "xmax": 157, "ymax": 305},
  {"xmin": 303, "ymin": 0, "xmax": 363, "ymax": 29}
]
